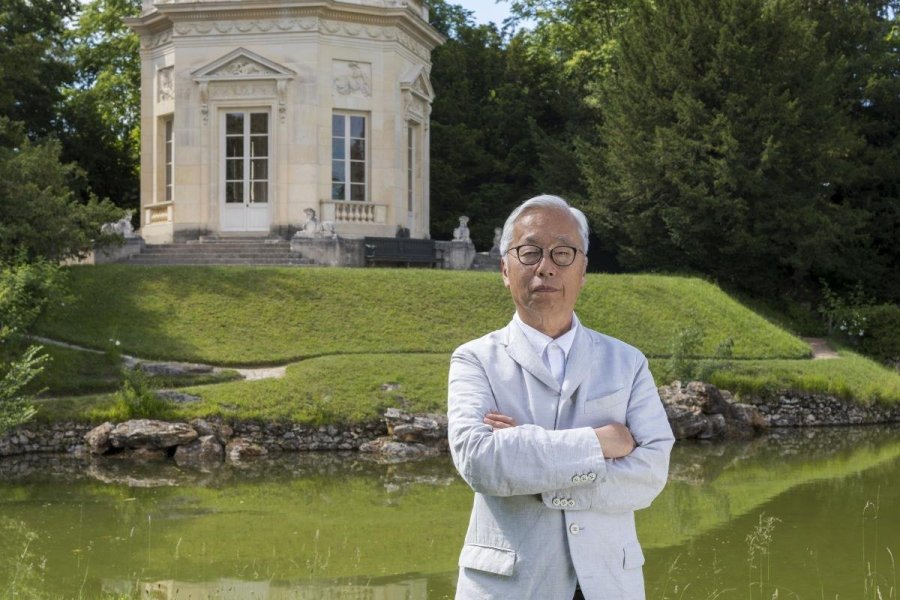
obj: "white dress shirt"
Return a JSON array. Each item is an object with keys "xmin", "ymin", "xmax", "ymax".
[{"xmin": 513, "ymin": 312, "xmax": 580, "ymax": 385}]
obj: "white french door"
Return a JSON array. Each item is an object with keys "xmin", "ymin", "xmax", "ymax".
[{"xmin": 221, "ymin": 110, "xmax": 270, "ymax": 231}]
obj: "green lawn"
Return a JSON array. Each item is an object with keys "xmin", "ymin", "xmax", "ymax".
[
  {"xmin": 25, "ymin": 266, "xmax": 900, "ymax": 424},
  {"xmin": 35, "ymin": 266, "xmax": 809, "ymax": 364}
]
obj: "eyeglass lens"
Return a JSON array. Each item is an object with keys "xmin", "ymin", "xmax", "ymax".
[{"xmin": 515, "ymin": 245, "xmax": 577, "ymax": 266}]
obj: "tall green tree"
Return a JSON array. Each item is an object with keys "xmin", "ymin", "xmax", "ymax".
[
  {"xmin": 60, "ymin": 0, "xmax": 142, "ymax": 208},
  {"xmin": 585, "ymin": 0, "xmax": 865, "ymax": 297},
  {"xmin": 0, "ymin": 0, "xmax": 76, "ymax": 138},
  {"xmin": 427, "ymin": 0, "xmax": 601, "ymax": 247},
  {"xmin": 0, "ymin": 118, "xmax": 121, "ymax": 263},
  {"xmin": 800, "ymin": 0, "xmax": 900, "ymax": 301}
]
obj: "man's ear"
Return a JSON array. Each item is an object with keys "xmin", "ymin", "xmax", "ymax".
[{"xmin": 501, "ymin": 258, "xmax": 511, "ymax": 288}]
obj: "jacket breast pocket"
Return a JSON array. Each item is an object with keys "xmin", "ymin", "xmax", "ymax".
[
  {"xmin": 582, "ymin": 388, "xmax": 629, "ymax": 414},
  {"xmin": 459, "ymin": 543, "xmax": 517, "ymax": 576}
]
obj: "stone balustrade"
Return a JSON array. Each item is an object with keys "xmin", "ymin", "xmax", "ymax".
[
  {"xmin": 144, "ymin": 201, "xmax": 174, "ymax": 225},
  {"xmin": 320, "ymin": 200, "xmax": 387, "ymax": 224}
]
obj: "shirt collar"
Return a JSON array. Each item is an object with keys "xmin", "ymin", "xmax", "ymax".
[{"xmin": 513, "ymin": 312, "xmax": 580, "ymax": 360}]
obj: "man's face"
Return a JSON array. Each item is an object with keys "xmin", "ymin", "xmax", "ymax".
[{"xmin": 501, "ymin": 207, "xmax": 587, "ymax": 326}]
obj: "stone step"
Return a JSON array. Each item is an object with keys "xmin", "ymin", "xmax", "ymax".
[
  {"xmin": 123, "ymin": 257, "xmax": 313, "ymax": 266},
  {"xmin": 139, "ymin": 249, "xmax": 295, "ymax": 257},
  {"xmin": 144, "ymin": 243, "xmax": 290, "ymax": 251}
]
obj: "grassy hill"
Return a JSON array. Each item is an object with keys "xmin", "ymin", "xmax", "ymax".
[
  {"xmin": 36, "ymin": 265, "xmax": 809, "ymax": 364},
  {"xmin": 27, "ymin": 265, "xmax": 900, "ymax": 424}
]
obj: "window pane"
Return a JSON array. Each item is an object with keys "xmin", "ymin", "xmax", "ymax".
[
  {"xmin": 250, "ymin": 136, "xmax": 267, "ymax": 158},
  {"xmin": 331, "ymin": 183, "xmax": 345, "ymax": 200},
  {"xmin": 250, "ymin": 113, "xmax": 268, "ymax": 134},
  {"xmin": 251, "ymin": 181, "xmax": 268, "ymax": 203},
  {"xmin": 350, "ymin": 116, "xmax": 365, "ymax": 138},
  {"xmin": 350, "ymin": 139, "xmax": 365, "ymax": 160},
  {"xmin": 332, "ymin": 114, "xmax": 344, "ymax": 137},
  {"xmin": 332, "ymin": 138, "xmax": 345, "ymax": 160},
  {"xmin": 226, "ymin": 137, "xmax": 243, "ymax": 158},
  {"xmin": 226, "ymin": 113, "xmax": 243, "ymax": 135},
  {"xmin": 332, "ymin": 160, "xmax": 345, "ymax": 183},
  {"xmin": 250, "ymin": 159, "xmax": 267, "ymax": 180},
  {"xmin": 350, "ymin": 184, "xmax": 365, "ymax": 201},
  {"xmin": 350, "ymin": 161, "xmax": 365, "ymax": 183},
  {"xmin": 226, "ymin": 159, "xmax": 243, "ymax": 180},
  {"xmin": 226, "ymin": 182, "xmax": 243, "ymax": 203}
]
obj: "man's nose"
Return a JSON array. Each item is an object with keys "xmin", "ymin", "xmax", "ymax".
[{"xmin": 536, "ymin": 253, "xmax": 556, "ymax": 276}]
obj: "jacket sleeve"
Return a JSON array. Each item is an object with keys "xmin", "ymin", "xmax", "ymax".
[
  {"xmin": 447, "ymin": 347, "xmax": 606, "ymax": 497},
  {"xmin": 539, "ymin": 354, "xmax": 674, "ymax": 513}
]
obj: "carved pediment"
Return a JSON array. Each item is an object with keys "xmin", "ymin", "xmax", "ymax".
[
  {"xmin": 400, "ymin": 65, "xmax": 434, "ymax": 102},
  {"xmin": 192, "ymin": 47, "xmax": 295, "ymax": 82}
]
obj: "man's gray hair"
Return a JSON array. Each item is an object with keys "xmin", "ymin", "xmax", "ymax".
[{"xmin": 499, "ymin": 194, "xmax": 590, "ymax": 256}]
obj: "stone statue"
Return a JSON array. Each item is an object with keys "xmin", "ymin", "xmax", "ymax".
[
  {"xmin": 101, "ymin": 210, "xmax": 136, "ymax": 238},
  {"xmin": 453, "ymin": 216, "xmax": 471, "ymax": 242},
  {"xmin": 294, "ymin": 208, "xmax": 337, "ymax": 239},
  {"xmin": 489, "ymin": 227, "xmax": 502, "ymax": 257}
]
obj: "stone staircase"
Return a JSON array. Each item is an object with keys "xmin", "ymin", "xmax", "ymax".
[{"xmin": 121, "ymin": 237, "xmax": 314, "ymax": 266}]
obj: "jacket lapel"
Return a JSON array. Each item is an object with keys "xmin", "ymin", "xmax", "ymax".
[
  {"xmin": 561, "ymin": 325, "xmax": 594, "ymax": 399},
  {"xmin": 502, "ymin": 322, "xmax": 560, "ymax": 392}
]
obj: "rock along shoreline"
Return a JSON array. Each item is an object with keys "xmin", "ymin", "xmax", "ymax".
[{"xmin": 1, "ymin": 383, "xmax": 898, "ymax": 463}]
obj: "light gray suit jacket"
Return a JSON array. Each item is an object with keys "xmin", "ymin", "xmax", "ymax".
[{"xmin": 448, "ymin": 318, "xmax": 674, "ymax": 600}]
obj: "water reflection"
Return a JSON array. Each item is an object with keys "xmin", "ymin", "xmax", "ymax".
[{"xmin": 1, "ymin": 426, "xmax": 897, "ymax": 599}]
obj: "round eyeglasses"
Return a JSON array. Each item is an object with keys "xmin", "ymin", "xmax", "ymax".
[{"xmin": 507, "ymin": 244, "xmax": 583, "ymax": 267}]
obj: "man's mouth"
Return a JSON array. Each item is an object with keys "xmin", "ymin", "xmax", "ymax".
[{"xmin": 532, "ymin": 285, "xmax": 558, "ymax": 293}]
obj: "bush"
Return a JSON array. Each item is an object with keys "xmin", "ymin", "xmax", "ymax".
[
  {"xmin": 856, "ymin": 304, "xmax": 900, "ymax": 367},
  {"xmin": 0, "ymin": 345, "xmax": 46, "ymax": 435},
  {"xmin": 113, "ymin": 367, "xmax": 170, "ymax": 419},
  {"xmin": 0, "ymin": 260, "xmax": 63, "ymax": 434}
]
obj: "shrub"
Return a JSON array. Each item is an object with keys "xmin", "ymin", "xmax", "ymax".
[
  {"xmin": 856, "ymin": 304, "xmax": 900, "ymax": 367},
  {"xmin": 113, "ymin": 367, "xmax": 170, "ymax": 419},
  {"xmin": 0, "ymin": 345, "xmax": 46, "ymax": 435}
]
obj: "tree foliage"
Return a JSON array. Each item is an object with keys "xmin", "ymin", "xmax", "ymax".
[
  {"xmin": 0, "ymin": 118, "xmax": 122, "ymax": 263},
  {"xmin": 427, "ymin": 0, "xmax": 595, "ymax": 248},
  {"xmin": 0, "ymin": 260, "xmax": 65, "ymax": 435},
  {"xmin": 59, "ymin": 0, "xmax": 142, "ymax": 207},
  {"xmin": 0, "ymin": 0, "xmax": 76, "ymax": 138},
  {"xmin": 582, "ymin": 0, "xmax": 883, "ymax": 298}
]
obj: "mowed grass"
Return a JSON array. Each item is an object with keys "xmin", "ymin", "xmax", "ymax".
[
  {"xmin": 34, "ymin": 350, "xmax": 900, "ymax": 425},
  {"xmin": 26, "ymin": 265, "xmax": 900, "ymax": 423},
  {"xmin": 35, "ymin": 265, "xmax": 809, "ymax": 365}
]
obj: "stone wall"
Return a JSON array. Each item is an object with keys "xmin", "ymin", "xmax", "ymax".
[
  {"xmin": 752, "ymin": 391, "xmax": 900, "ymax": 427},
  {"xmin": 1, "ymin": 386, "xmax": 897, "ymax": 458},
  {"xmin": 0, "ymin": 420, "xmax": 386, "ymax": 459}
]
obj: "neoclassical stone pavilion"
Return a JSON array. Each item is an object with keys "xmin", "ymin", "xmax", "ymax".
[{"xmin": 126, "ymin": 0, "xmax": 443, "ymax": 244}]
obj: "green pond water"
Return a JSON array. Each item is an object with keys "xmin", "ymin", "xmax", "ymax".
[{"xmin": 1, "ymin": 426, "xmax": 898, "ymax": 599}]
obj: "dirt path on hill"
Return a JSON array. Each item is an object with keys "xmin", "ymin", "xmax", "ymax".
[
  {"xmin": 802, "ymin": 337, "xmax": 840, "ymax": 360},
  {"xmin": 29, "ymin": 335, "xmax": 287, "ymax": 380}
]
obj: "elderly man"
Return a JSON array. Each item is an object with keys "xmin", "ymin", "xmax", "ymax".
[{"xmin": 447, "ymin": 195, "xmax": 674, "ymax": 599}]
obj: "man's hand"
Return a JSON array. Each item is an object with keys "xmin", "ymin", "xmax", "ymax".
[
  {"xmin": 594, "ymin": 423, "xmax": 635, "ymax": 458},
  {"xmin": 484, "ymin": 412, "xmax": 635, "ymax": 459},
  {"xmin": 484, "ymin": 410, "xmax": 517, "ymax": 430}
]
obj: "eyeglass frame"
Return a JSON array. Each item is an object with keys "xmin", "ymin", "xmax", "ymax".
[{"xmin": 505, "ymin": 244, "xmax": 585, "ymax": 267}]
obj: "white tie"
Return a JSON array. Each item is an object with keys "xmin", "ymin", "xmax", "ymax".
[{"xmin": 546, "ymin": 342, "xmax": 566, "ymax": 386}]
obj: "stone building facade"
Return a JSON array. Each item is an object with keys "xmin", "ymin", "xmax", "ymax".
[{"xmin": 126, "ymin": 0, "xmax": 443, "ymax": 244}]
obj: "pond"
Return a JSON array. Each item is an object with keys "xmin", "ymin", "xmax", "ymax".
[{"xmin": 1, "ymin": 426, "xmax": 898, "ymax": 599}]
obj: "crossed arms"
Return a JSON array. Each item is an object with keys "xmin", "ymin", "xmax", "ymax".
[{"xmin": 447, "ymin": 346, "xmax": 674, "ymax": 513}]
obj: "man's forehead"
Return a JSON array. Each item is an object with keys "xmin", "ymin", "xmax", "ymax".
[{"xmin": 512, "ymin": 208, "xmax": 579, "ymax": 240}]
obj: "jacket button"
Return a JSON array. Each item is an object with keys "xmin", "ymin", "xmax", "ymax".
[
  {"xmin": 567, "ymin": 499, "xmax": 576, "ymax": 508},
  {"xmin": 569, "ymin": 523, "xmax": 581, "ymax": 535},
  {"xmin": 552, "ymin": 497, "xmax": 562, "ymax": 507},
  {"xmin": 587, "ymin": 472, "xmax": 597, "ymax": 482},
  {"xmin": 571, "ymin": 475, "xmax": 580, "ymax": 484}
]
